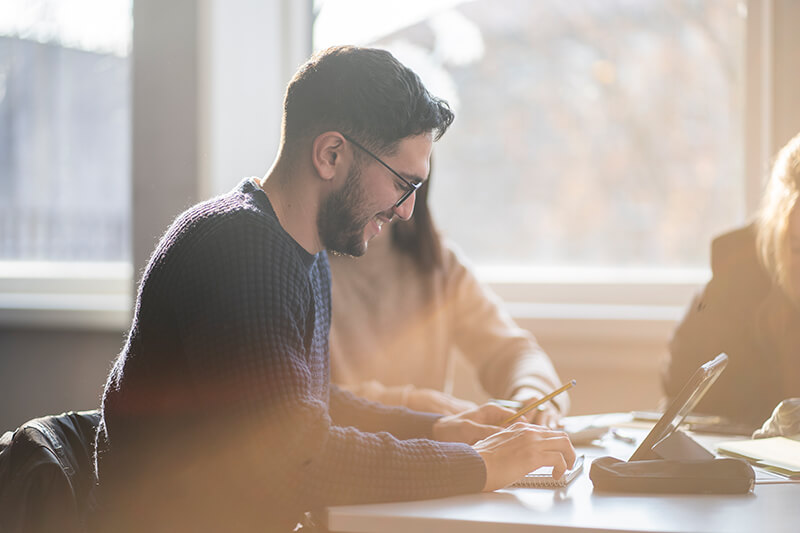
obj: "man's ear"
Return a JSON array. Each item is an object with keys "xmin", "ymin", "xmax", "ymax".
[{"xmin": 311, "ymin": 132, "xmax": 347, "ymax": 183}]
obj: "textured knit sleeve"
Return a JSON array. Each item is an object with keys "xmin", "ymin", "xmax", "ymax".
[
  {"xmin": 443, "ymin": 242, "xmax": 567, "ymax": 412},
  {"xmin": 329, "ymin": 384, "xmax": 441, "ymax": 440},
  {"xmin": 169, "ymin": 217, "xmax": 485, "ymax": 513}
]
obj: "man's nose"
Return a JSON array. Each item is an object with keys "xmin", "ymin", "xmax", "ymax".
[{"xmin": 392, "ymin": 193, "xmax": 416, "ymax": 221}]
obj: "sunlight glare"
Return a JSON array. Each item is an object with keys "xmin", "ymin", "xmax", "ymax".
[{"xmin": 0, "ymin": 0, "xmax": 131, "ymax": 56}]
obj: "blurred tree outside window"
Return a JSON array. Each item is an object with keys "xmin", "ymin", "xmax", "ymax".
[
  {"xmin": 314, "ymin": 0, "xmax": 745, "ymax": 272},
  {"xmin": 0, "ymin": 0, "xmax": 131, "ymax": 263}
]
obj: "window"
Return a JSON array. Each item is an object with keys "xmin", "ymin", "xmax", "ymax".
[
  {"xmin": 0, "ymin": 0, "xmax": 132, "ymax": 328},
  {"xmin": 314, "ymin": 0, "xmax": 746, "ymax": 280}
]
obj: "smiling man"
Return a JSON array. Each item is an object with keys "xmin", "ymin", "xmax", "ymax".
[
  {"xmin": 311, "ymin": 131, "xmax": 429, "ymax": 256},
  {"xmin": 92, "ymin": 46, "xmax": 574, "ymax": 533}
]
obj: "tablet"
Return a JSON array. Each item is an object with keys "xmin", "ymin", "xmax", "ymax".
[{"xmin": 629, "ymin": 353, "xmax": 729, "ymax": 461}]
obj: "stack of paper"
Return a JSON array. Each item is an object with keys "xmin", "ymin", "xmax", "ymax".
[{"xmin": 717, "ymin": 436, "xmax": 800, "ymax": 478}]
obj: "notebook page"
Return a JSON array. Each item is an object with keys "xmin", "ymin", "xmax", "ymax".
[{"xmin": 509, "ymin": 455, "xmax": 584, "ymax": 488}]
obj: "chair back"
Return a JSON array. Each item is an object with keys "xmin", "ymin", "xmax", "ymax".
[{"xmin": 0, "ymin": 410, "xmax": 100, "ymax": 533}]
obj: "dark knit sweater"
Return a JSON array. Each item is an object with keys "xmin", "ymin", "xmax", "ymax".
[{"xmin": 94, "ymin": 179, "xmax": 485, "ymax": 532}]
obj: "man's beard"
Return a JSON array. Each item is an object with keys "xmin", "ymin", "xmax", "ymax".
[{"xmin": 317, "ymin": 164, "xmax": 373, "ymax": 257}]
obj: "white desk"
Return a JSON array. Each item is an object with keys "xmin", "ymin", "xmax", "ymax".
[{"xmin": 325, "ymin": 424, "xmax": 800, "ymax": 533}]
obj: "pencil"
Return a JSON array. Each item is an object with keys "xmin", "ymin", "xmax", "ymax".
[{"xmin": 501, "ymin": 379, "xmax": 576, "ymax": 425}]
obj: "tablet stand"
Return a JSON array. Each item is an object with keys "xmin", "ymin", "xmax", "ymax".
[{"xmin": 649, "ymin": 430, "xmax": 715, "ymax": 461}]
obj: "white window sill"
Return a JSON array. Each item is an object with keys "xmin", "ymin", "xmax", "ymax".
[
  {"xmin": 0, "ymin": 263, "xmax": 704, "ymax": 339},
  {"xmin": 0, "ymin": 262, "xmax": 132, "ymax": 331},
  {"xmin": 481, "ymin": 266, "xmax": 707, "ymax": 342},
  {"xmin": 506, "ymin": 303, "xmax": 683, "ymax": 342}
]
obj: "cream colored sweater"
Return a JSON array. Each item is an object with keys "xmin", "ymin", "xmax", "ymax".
[{"xmin": 329, "ymin": 231, "xmax": 568, "ymax": 413}]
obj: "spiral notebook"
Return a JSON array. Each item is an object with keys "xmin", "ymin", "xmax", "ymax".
[{"xmin": 510, "ymin": 455, "xmax": 585, "ymax": 488}]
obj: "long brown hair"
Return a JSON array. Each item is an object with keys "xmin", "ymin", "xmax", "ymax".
[{"xmin": 391, "ymin": 168, "xmax": 443, "ymax": 273}]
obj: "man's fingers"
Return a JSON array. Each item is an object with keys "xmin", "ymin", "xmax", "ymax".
[
  {"xmin": 535, "ymin": 433, "xmax": 577, "ymax": 468},
  {"xmin": 473, "ymin": 424, "xmax": 578, "ymax": 492},
  {"xmin": 535, "ymin": 450, "xmax": 569, "ymax": 480},
  {"xmin": 511, "ymin": 426, "xmax": 576, "ymax": 468}
]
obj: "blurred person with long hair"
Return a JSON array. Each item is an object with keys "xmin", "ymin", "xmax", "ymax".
[
  {"xmin": 664, "ymin": 132, "xmax": 800, "ymax": 427},
  {"xmin": 329, "ymin": 173, "xmax": 567, "ymax": 427}
]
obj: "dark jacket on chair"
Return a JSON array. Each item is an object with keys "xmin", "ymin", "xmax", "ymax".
[{"xmin": 0, "ymin": 410, "xmax": 100, "ymax": 533}]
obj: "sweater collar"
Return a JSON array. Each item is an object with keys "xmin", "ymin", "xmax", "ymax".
[{"xmin": 240, "ymin": 178, "xmax": 321, "ymax": 271}]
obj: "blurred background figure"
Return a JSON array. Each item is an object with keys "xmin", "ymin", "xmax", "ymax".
[
  {"xmin": 664, "ymin": 132, "xmax": 800, "ymax": 428},
  {"xmin": 329, "ymin": 173, "xmax": 567, "ymax": 426}
]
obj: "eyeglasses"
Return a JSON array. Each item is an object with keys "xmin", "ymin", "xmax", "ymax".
[{"xmin": 341, "ymin": 133, "xmax": 422, "ymax": 208}]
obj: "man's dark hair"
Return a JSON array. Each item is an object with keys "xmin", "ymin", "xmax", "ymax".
[{"xmin": 282, "ymin": 46, "xmax": 454, "ymax": 156}]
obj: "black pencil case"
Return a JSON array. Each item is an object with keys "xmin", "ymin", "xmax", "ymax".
[{"xmin": 589, "ymin": 456, "xmax": 755, "ymax": 494}]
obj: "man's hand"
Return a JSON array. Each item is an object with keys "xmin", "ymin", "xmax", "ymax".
[
  {"xmin": 431, "ymin": 403, "xmax": 518, "ymax": 444},
  {"xmin": 473, "ymin": 423, "xmax": 576, "ymax": 491},
  {"xmin": 406, "ymin": 388, "xmax": 478, "ymax": 416}
]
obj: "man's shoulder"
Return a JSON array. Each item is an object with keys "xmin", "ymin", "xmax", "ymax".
[
  {"xmin": 143, "ymin": 181, "xmax": 303, "ymax": 285},
  {"xmin": 166, "ymin": 183, "xmax": 287, "ymax": 252},
  {"xmin": 183, "ymin": 182, "xmax": 277, "ymax": 231}
]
